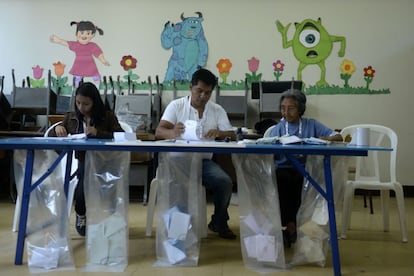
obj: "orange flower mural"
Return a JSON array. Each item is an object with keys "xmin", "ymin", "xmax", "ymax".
[
  {"xmin": 51, "ymin": 61, "xmax": 69, "ymax": 93},
  {"xmin": 53, "ymin": 61, "xmax": 66, "ymax": 77},
  {"xmin": 216, "ymin": 58, "xmax": 232, "ymax": 84}
]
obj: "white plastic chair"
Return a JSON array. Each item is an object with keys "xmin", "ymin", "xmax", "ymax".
[
  {"xmin": 145, "ymin": 170, "xmax": 207, "ymax": 237},
  {"xmin": 340, "ymin": 124, "xmax": 407, "ymax": 242},
  {"xmin": 263, "ymin": 124, "xmax": 277, "ymax": 138}
]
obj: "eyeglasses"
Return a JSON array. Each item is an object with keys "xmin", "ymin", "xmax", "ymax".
[{"xmin": 280, "ymin": 106, "xmax": 297, "ymax": 112}]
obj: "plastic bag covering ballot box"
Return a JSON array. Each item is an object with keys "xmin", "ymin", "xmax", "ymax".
[
  {"xmin": 154, "ymin": 153, "xmax": 203, "ymax": 267},
  {"xmin": 83, "ymin": 151, "xmax": 130, "ymax": 272},
  {"xmin": 12, "ymin": 149, "xmax": 76, "ymax": 273}
]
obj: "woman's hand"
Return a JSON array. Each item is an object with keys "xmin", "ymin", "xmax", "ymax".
[
  {"xmin": 319, "ymin": 133, "xmax": 343, "ymax": 142},
  {"xmin": 85, "ymin": 119, "xmax": 97, "ymax": 137},
  {"xmin": 55, "ymin": 125, "xmax": 68, "ymax": 137}
]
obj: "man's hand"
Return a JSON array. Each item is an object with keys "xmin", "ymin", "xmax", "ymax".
[
  {"xmin": 204, "ymin": 129, "xmax": 220, "ymax": 140},
  {"xmin": 173, "ymin": 122, "xmax": 185, "ymax": 138}
]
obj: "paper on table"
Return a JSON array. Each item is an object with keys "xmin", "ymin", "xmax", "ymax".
[
  {"xmin": 181, "ymin": 120, "xmax": 200, "ymax": 141},
  {"xmin": 256, "ymin": 135, "xmax": 302, "ymax": 145},
  {"xmin": 303, "ymin": 137, "xmax": 331, "ymax": 145},
  {"xmin": 114, "ymin": 132, "xmax": 137, "ymax": 142},
  {"xmin": 33, "ymin": 133, "xmax": 87, "ymax": 140},
  {"xmin": 256, "ymin": 135, "xmax": 330, "ymax": 145},
  {"xmin": 279, "ymin": 135, "xmax": 302, "ymax": 144}
]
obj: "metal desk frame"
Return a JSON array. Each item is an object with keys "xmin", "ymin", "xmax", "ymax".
[{"xmin": 0, "ymin": 138, "xmax": 390, "ymax": 276}]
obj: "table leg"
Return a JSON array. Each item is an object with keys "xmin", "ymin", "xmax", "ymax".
[
  {"xmin": 63, "ymin": 150, "xmax": 73, "ymax": 197},
  {"xmin": 286, "ymin": 154, "xmax": 342, "ymax": 276},
  {"xmin": 323, "ymin": 156, "xmax": 341, "ymax": 276},
  {"xmin": 14, "ymin": 149, "xmax": 34, "ymax": 265}
]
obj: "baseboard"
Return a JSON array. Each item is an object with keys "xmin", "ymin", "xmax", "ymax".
[
  {"xmin": 404, "ymin": 186, "xmax": 414, "ymax": 197},
  {"xmin": 355, "ymin": 186, "xmax": 414, "ymax": 197}
]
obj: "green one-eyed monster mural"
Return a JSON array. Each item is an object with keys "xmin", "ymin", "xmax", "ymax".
[{"xmin": 276, "ymin": 18, "xmax": 346, "ymax": 87}]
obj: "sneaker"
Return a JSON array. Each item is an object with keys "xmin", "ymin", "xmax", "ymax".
[
  {"xmin": 75, "ymin": 214, "xmax": 86, "ymax": 236},
  {"xmin": 282, "ymin": 229, "xmax": 297, "ymax": 248},
  {"xmin": 282, "ymin": 230, "xmax": 291, "ymax": 248},
  {"xmin": 208, "ymin": 221, "xmax": 237, "ymax": 240}
]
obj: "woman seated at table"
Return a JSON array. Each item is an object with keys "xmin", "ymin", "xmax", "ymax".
[
  {"xmin": 48, "ymin": 81, "xmax": 123, "ymax": 236},
  {"xmin": 268, "ymin": 89, "xmax": 342, "ymax": 247}
]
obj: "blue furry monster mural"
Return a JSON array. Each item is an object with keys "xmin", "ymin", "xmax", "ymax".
[{"xmin": 161, "ymin": 12, "xmax": 208, "ymax": 82}]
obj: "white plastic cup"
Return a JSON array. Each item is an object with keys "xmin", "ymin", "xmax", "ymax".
[{"xmin": 353, "ymin": 127, "xmax": 370, "ymax": 146}]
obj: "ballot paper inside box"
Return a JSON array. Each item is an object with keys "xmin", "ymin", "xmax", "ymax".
[
  {"xmin": 242, "ymin": 213, "xmax": 279, "ymax": 263},
  {"xmin": 28, "ymin": 238, "xmax": 72, "ymax": 271},
  {"xmin": 87, "ymin": 214, "xmax": 127, "ymax": 267},
  {"xmin": 243, "ymin": 234, "xmax": 278, "ymax": 263},
  {"xmin": 161, "ymin": 208, "xmax": 193, "ymax": 264},
  {"xmin": 163, "ymin": 240, "xmax": 186, "ymax": 265},
  {"xmin": 168, "ymin": 211, "xmax": 191, "ymax": 240}
]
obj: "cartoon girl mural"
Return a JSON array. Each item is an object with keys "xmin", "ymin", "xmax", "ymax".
[{"xmin": 50, "ymin": 21, "xmax": 110, "ymax": 87}]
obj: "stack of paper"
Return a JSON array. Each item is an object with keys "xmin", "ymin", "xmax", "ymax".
[
  {"xmin": 256, "ymin": 135, "xmax": 330, "ymax": 145},
  {"xmin": 302, "ymin": 137, "xmax": 331, "ymax": 145},
  {"xmin": 256, "ymin": 135, "xmax": 302, "ymax": 145}
]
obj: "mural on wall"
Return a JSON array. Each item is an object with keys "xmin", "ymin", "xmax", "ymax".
[
  {"xmin": 276, "ymin": 18, "xmax": 346, "ymax": 87},
  {"xmin": 246, "ymin": 57, "xmax": 263, "ymax": 84},
  {"xmin": 12, "ymin": 14, "xmax": 389, "ymax": 96},
  {"xmin": 215, "ymin": 57, "xmax": 265, "ymax": 90},
  {"xmin": 275, "ymin": 18, "xmax": 389, "ymax": 94},
  {"xmin": 50, "ymin": 21, "xmax": 110, "ymax": 87},
  {"xmin": 161, "ymin": 12, "xmax": 208, "ymax": 83}
]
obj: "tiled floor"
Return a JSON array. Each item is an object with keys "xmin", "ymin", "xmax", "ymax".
[{"xmin": 0, "ymin": 194, "xmax": 413, "ymax": 276}]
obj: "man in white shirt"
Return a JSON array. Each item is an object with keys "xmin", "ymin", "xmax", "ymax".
[{"xmin": 156, "ymin": 68, "xmax": 237, "ymax": 239}]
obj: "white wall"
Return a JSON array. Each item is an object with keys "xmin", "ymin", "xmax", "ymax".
[{"xmin": 1, "ymin": 0, "xmax": 413, "ymax": 186}]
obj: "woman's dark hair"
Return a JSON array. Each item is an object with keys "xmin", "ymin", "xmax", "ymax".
[
  {"xmin": 190, "ymin": 68, "xmax": 217, "ymax": 90},
  {"xmin": 70, "ymin": 21, "xmax": 104, "ymax": 35},
  {"xmin": 279, "ymin": 89, "xmax": 307, "ymax": 116},
  {"xmin": 74, "ymin": 82, "xmax": 106, "ymax": 125}
]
